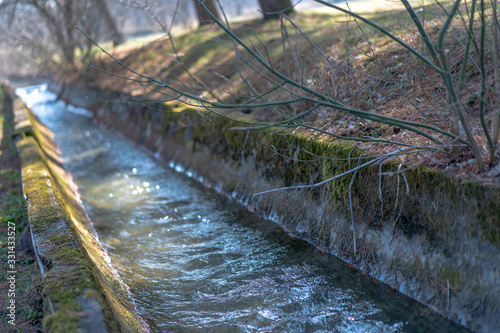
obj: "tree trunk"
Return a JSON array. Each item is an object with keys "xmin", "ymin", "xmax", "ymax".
[
  {"xmin": 193, "ymin": 0, "xmax": 221, "ymax": 26},
  {"xmin": 257, "ymin": 0, "xmax": 294, "ymax": 20},
  {"xmin": 94, "ymin": 0, "xmax": 124, "ymax": 46}
]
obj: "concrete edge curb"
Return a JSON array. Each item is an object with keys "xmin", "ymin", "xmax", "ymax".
[
  {"xmin": 16, "ymin": 135, "xmax": 117, "ymax": 332},
  {"xmin": 56, "ymin": 80, "xmax": 500, "ymax": 333}
]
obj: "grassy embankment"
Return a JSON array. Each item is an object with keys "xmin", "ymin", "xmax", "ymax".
[{"xmin": 0, "ymin": 85, "xmax": 43, "ymax": 332}]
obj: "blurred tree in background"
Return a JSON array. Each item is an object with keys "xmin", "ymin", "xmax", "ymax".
[
  {"xmin": 0, "ymin": 0, "xmax": 303, "ymax": 78},
  {"xmin": 258, "ymin": 0, "xmax": 294, "ymax": 19},
  {"xmin": 0, "ymin": 0, "xmax": 123, "ymax": 74}
]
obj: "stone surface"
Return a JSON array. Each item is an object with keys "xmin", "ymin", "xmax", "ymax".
[{"xmin": 14, "ymin": 99, "xmax": 147, "ymax": 333}]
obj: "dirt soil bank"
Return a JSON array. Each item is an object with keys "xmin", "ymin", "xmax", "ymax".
[{"xmin": 50, "ymin": 77, "xmax": 500, "ymax": 333}]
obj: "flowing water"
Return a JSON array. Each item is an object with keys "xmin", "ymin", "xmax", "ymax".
[{"xmin": 17, "ymin": 84, "xmax": 468, "ymax": 333}]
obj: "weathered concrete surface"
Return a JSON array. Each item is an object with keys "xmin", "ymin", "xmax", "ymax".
[
  {"xmin": 53, "ymin": 80, "xmax": 500, "ymax": 333},
  {"xmin": 13, "ymin": 97, "xmax": 148, "ymax": 333}
]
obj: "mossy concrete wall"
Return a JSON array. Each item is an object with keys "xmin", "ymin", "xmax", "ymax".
[
  {"xmin": 55, "ymin": 81, "xmax": 499, "ymax": 333},
  {"xmin": 13, "ymin": 96, "xmax": 148, "ymax": 333}
]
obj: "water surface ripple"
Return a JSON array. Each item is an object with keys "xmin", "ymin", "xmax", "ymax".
[{"xmin": 18, "ymin": 84, "xmax": 467, "ymax": 333}]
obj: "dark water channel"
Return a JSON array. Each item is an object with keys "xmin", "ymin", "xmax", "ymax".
[{"xmin": 17, "ymin": 85, "xmax": 467, "ymax": 333}]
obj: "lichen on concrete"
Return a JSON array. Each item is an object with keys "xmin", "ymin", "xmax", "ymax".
[
  {"xmin": 15, "ymin": 99, "xmax": 147, "ymax": 332},
  {"xmin": 55, "ymin": 81, "xmax": 500, "ymax": 333},
  {"xmin": 16, "ymin": 135, "xmax": 117, "ymax": 332}
]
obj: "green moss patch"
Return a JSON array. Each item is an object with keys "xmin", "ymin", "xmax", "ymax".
[
  {"xmin": 16, "ymin": 100, "xmax": 147, "ymax": 332},
  {"xmin": 16, "ymin": 136, "xmax": 114, "ymax": 332},
  {"xmin": 156, "ymin": 101, "xmax": 500, "ymax": 245}
]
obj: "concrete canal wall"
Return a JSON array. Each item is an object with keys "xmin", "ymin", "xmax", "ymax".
[
  {"xmin": 54, "ymin": 80, "xmax": 500, "ymax": 333},
  {"xmin": 13, "ymin": 95, "xmax": 147, "ymax": 332}
]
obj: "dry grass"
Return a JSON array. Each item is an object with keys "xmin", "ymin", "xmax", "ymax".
[{"xmin": 83, "ymin": 0, "xmax": 500, "ymax": 181}]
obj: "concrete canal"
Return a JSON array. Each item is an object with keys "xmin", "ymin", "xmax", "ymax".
[{"xmin": 17, "ymin": 84, "xmax": 468, "ymax": 332}]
